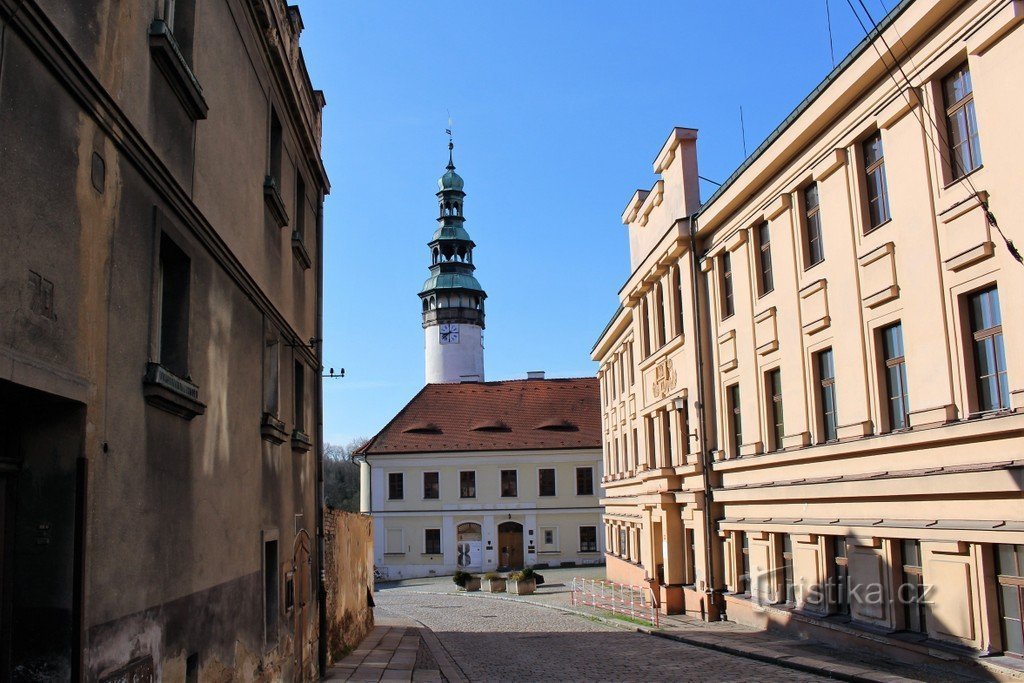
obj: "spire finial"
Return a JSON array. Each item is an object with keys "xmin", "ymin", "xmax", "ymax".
[{"xmin": 445, "ymin": 112, "xmax": 455, "ymax": 170}]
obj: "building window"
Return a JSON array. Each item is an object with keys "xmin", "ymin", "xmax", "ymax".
[
  {"xmin": 757, "ymin": 221, "xmax": 774, "ymax": 295},
  {"xmin": 739, "ymin": 533, "xmax": 750, "ymax": 594},
  {"xmin": 269, "ymin": 107, "xmax": 283, "ymax": 188},
  {"xmin": 294, "ymin": 173, "xmax": 306, "ymax": 241},
  {"xmin": 901, "ymin": 540, "xmax": 927, "ymax": 634},
  {"xmin": 459, "ymin": 471, "xmax": 476, "ymax": 498},
  {"xmin": 781, "ymin": 534, "xmax": 794, "ymax": 604},
  {"xmin": 817, "ymin": 348, "xmax": 838, "ymax": 442},
  {"xmin": 263, "ymin": 539, "xmax": 279, "ymax": 643},
  {"xmin": 943, "ymin": 63, "xmax": 982, "ymax": 179},
  {"xmin": 580, "ymin": 526, "xmax": 598, "ymax": 553},
  {"xmin": 424, "ymin": 529, "xmax": 441, "ymax": 555},
  {"xmin": 660, "ymin": 410, "xmax": 674, "ymax": 467},
  {"xmin": 576, "ymin": 467, "xmax": 594, "ymax": 496},
  {"xmin": 672, "ymin": 265, "xmax": 685, "ymax": 335},
  {"xmin": 684, "ymin": 528, "xmax": 696, "ymax": 585},
  {"xmin": 423, "ymin": 471, "xmax": 439, "ymax": 500},
  {"xmin": 645, "ymin": 417, "xmax": 656, "ymax": 469},
  {"xmin": 542, "ymin": 528, "xmax": 555, "ymax": 546},
  {"xmin": 293, "ymin": 360, "xmax": 305, "ymax": 433},
  {"xmin": 500, "ymin": 469, "xmax": 518, "ymax": 497},
  {"xmin": 158, "ymin": 234, "xmax": 191, "ymax": 378},
  {"xmin": 618, "ymin": 527, "xmax": 628, "ymax": 557},
  {"xmin": 538, "ymin": 468, "xmax": 556, "ymax": 496},
  {"xmin": 862, "ymin": 131, "xmax": 891, "ymax": 229},
  {"xmin": 640, "ymin": 298, "xmax": 651, "ymax": 357},
  {"xmin": 654, "ymin": 281, "xmax": 667, "ymax": 348},
  {"xmin": 766, "ymin": 369, "xmax": 784, "ymax": 451},
  {"xmin": 968, "ymin": 287, "xmax": 1009, "ymax": 413},
  {"xmin": 387, "ymin": 472, "xmax": 404, "ymax": 500},
  {"xmin": 833, "ymin": 537, "xmax": 850, "ymax": 615},
  {"xmin": 804, "ymin": 183, "xmax": 825, "ymax": 267},
  {"xmin": 720, "ymin": 251, "xmax": 735, "ymax": 319},
  {"xmin": 881, "ymin": 323, "xmax": 910, "ymax": 430},
  {"xmin": 727, "ymin": 384, "xmax": 742, "ymax": 455},
  {"xmin": 995, "ymin": 544, "xmax": 1024, "ymax": 656},
  {"xmin": 164, "ymin": 0, "xmax": 196, "ymax": 65}
]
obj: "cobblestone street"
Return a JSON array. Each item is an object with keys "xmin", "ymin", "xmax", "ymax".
[{"xmin": 373, "ymin": 582, "xmax": 826, "ymax": 682}]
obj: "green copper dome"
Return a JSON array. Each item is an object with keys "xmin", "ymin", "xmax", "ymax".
[
  {"xmin": 438, "ymin": 168, "xmax": 464, "ymax": 192},
  {"xmin": 432, "ymin": 224, "xmax": 472, "ymax": 242},
  {"xmin": 420, "ymin": 272, "xmax": 484, "ymax": 294}
]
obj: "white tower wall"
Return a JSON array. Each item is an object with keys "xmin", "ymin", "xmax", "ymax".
[{"xmin": 424, "ymin": 324, "xmax": 484, "ymax": 383}]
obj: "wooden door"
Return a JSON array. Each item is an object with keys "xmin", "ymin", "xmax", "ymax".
[
  {"xmin": 497, "ymin": 522, "xmax": 524, "ymax": 570},
  {"xmin": 292, "ymin": 531, "xmax": 311, "ymax": 681}
]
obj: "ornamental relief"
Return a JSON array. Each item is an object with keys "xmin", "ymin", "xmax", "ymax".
[{"xmin": 650, "ymin": 358, "xmax": 677, "ymax": 400}]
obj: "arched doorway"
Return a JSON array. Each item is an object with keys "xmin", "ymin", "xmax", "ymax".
[
  {"xmin": 291, "ymin": 530, "xmax": 312, "ymax": 681},
  {"xmin": 456, "ymin": 522, "xmax": 482, "ymax": 569},
  {"xmin": 497, "ymin": 521, "xmax": 524, "ymax": 570}
]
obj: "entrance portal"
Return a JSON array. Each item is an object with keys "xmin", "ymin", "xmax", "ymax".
[
  {"xmin": 456, "ymin": 523, "xmax": 482, "ymax": 569},
  {"xmin": 0, "ymin": 379, "xmax": 84, "ymax": 681},
  {"xmin": 497, "ymin": 521, "xmax": 524, "ymax": 570}
]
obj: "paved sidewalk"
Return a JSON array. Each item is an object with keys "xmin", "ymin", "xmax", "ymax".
[{"xmin": 324, "ymin": 614, "xmax": 467, "ymax": 683}]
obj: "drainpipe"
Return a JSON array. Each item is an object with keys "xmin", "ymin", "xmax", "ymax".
[
  {"xmin": 315, "ymin": 192, "xmax": 328, "ymax": 677},
  {"xmin": 686, "ymin": 214, "xmax": 717, "ymax": 620}
]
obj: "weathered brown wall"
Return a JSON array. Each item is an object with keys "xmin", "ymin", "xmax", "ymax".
[{"xmin": 324, "ymin": 509, "xmax": 374, "ymax": 662}]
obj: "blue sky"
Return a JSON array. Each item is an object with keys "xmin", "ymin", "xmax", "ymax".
[{"xmin": 299, "ymin": 0, "xmax": 892, "ymax": 445}]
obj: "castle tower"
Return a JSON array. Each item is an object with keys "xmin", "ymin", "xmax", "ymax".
[{"xmin": 420, "ymin": 141, "xmax": 486, "ymax": 383}]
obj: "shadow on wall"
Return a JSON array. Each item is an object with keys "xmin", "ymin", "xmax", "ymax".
[
  {"xmin": 725, "ymin": 526, "xmax": 1018, "ymax": 678},
  {"xmin": 323, "ymin": 508, "xmax": 374, "ymax": 662}
]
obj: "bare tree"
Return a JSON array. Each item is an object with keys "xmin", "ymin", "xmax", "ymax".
[{"xmin": 323, "ymin": 437, "xmax": 368, "ymax": 511}]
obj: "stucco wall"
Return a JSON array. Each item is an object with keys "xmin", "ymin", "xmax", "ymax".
[{"xmin": 324, "ymin": 509, "xmax": 374, "ymax": 662}]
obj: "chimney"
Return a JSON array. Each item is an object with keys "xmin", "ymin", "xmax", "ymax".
[
  {"xmin": 459, "ymin": 374, "xmax": 481, "ymax": 383},
  {"xmin": 654, "ymin": 127, "xmax": 701, "ymax": 219},
  {"xmin": 526, "ymin": 371, "xmax": 545, "ymax": 380}
]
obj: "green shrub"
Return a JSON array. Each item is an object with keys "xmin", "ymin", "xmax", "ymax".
[
  {"xmin": 507, "ymin": 567, "xmax": 535, "ymax": 582},
  {"xmin": 452, "ymin": 570, "xmax": 474, "ymax": 587}
]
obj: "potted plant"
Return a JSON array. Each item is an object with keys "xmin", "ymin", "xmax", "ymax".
[
  {"xmin": 481, "ymin": 571, "xmax": 506, "ymax": 593},
  {"xmin": 452, "ymin": 570, "xmax": 480, "ymax": 592},
  {"xmin": 506, "ymin": 567, "xmax": 537, "ymax": 595}
]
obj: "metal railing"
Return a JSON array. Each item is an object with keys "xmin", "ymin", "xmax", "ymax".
[{"xmin": 571, "ymin": 577, "xmax": 659, "ymax": 627}]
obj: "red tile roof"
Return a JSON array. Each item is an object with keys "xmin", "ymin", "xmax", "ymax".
[{"xmin": 357, "ymin": 377, "xmax": 601, "ymax": 455}]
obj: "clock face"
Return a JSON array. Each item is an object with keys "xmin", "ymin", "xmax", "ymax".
[{"xmin": 439, "ymin": 323, "xmax": 460, "ymax": 345}]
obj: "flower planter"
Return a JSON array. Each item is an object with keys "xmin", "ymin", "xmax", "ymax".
[
  {"xmin": 506, "ymin": 578, "xmax": 536, "ymax": 595},
  {"xmin": 456, "ymin": 577, "xmax": 481, "ymax": 592},
  {"xmin": 482, "ymin": 578, "xmax": 506, "ymax": 593}
]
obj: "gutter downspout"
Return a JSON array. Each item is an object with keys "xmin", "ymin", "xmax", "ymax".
[
  {"xmin": 315, "ymin": 192, "xmax": 328, "ymax": 676},
  {"xmin": 686, "ymin": 214, "xmax": 717, "ymax": 620}
]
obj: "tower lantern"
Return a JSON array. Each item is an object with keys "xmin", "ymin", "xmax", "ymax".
[{"xmin": 419, "ymin": 141, "xmax": 486, "ymax": 383}]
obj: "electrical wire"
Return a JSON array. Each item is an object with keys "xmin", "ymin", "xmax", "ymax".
[{"xmin": 845, "ymin": 0, "xmax": 1021, "ymax": 263}]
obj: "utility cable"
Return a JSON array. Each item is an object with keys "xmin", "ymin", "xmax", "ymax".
[{"xmin": 845, "ymin": 0, "xmax": 1021, "ymax": 264}]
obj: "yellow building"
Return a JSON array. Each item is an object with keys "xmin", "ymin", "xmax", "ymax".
[
  {"xmin": 357, "ymin": 376, "xmax": 604, "ymax": 580},
  {"xmin": 593, "ymin": 0, "xmax": 1024, "ymax": 669}
]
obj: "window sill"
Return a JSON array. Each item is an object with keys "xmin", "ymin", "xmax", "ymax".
[
  {"xmin": 943, "ymin": 164, "xmax": 984, "ymax": 190},
  {"xmin": 261, "ymin": 412, "xmax": 289, "ymax": 444},
  {"xmin": 291, "ymin": 429, "xmax": 312, "ymax": 452},
  {"xmin": 143, "ymin": 362, "xmax": 205, "ymax": 420},
  {"xmin": 264, "ymin": 176, "xmax": 289, "ymax": 228},
  {"xmin": 863, "ymin": 218, "xmax": 893, "ymax": 235},
  {"xmin": 803, "ymin": 259, "xmax": 825, "ymax": 273},
  {"xmin": 291, "ymin": 231, "xmax": 312, "ymax": 270},
  {"xmin": 148, "ymin": 20, "xmax": 208, "ymax": 120}
]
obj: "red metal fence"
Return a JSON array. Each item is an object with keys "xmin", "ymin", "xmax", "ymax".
[{"xmin": 570, "ymin": 576, "xmax": 659, "ymax": 627}]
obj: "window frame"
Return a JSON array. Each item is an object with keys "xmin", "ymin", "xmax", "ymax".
[
  {"xmin": 720, "ymin": 251, "xmax": 735, "ymax": 319},
  {"xmin": 766, "ymin": 368, "xmax": 784, "ymax": 451},
  {"xmin": 387, "ymin": 472, "xmax": 404, "ymax": 501},
  {"xmin": 538, "ymin": 467, "xmax": 557, "ymax": 497},
  {"xmin": 862, "ymin": 131, "xmax": 891, "ymax": 231},
  {"xmin": 459, "ymin": 470, "xmax": 476, "ymax": 499},
  {"xmin": 942, "ymin": 62, "xmax": 982, "ymax": 180},
  {"xmin": 575, "ymin": 466, "xmax": 595, "ymax": 496},
  {"xmin": 727, "ymin": 383, "xmax": 742, "ymax": 455},
  {"xmin": 579, "ymin": 525, "xmax": 599, "ymax": 553},
  {"xmin": 880, "ymin": 322, "xmax": 910, "ymax": 432},
  {"xmin": 995, "ymin": 544, "xmax": 1024, "ymax": 656},
  {"xmin": 816, "ymin": 348, "xmax": 838, "ymax": 443},
  {"xmin": 424, "ymin": 528, "xmax": 442, "ymax": 555},
  {"xmin": 756, "ymin": 221, "xmax": 774, "ymax": 296},
  {"xmin": 499, "ymin": 469, "xmax": 519, "ymax": 498},
  {"xmin": 422, "ymin": 471, "xmax": 440, "ymax": 500},
  {"xmin": 803, "ymin": 183, "xmax": 825, "ymax": 268},
  {"xmin": 901, "ymin": 539, "xmax": 928, "ymax": 634},
  {"xmin": 966, "ymin": 286, "xmax": 1009, "ymax": 414}
]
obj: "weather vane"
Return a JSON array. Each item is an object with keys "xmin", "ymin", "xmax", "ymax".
[{"xmin": 446, "ymin": 110, "xmax": 453, "ymax": 147}]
